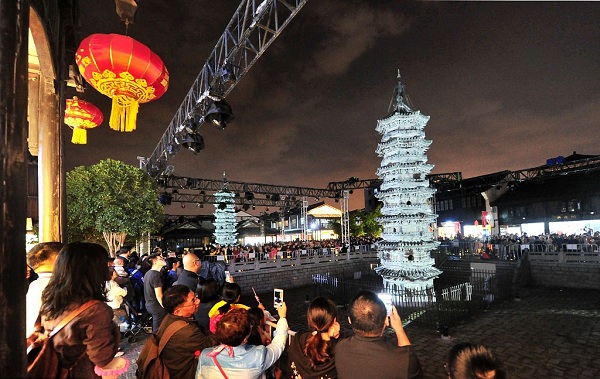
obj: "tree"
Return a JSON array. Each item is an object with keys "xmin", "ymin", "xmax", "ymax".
[
  {"xmin": 349, "ymin": 210, "xmax": 364, "ymax": 237},
  {"xmin": 66, "ymin": 158, "xmax": 164, "ymax": 256},
  {"xmin": 361, "ymin": 204, "xmax": 383, "ymax": 238},
  {"xmin": 331, "ymin": 206, "xmax": 383, "ymax": 239}
]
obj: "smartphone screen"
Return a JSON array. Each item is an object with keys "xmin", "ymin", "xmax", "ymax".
[
  {"xmin": 274, "ymin": 288, "xmax": 284, "ymax": 308},
  {"xmin": 225, "ymin": 271, "xmax": 231, "ymax": 282},
  {"xmin": 378, "ymin": 293, "xmax": 393, "ymax": 315}
]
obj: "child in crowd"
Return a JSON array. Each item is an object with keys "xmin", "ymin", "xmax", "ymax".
[
  {"xmin": 106, "ymin": 268, "xmax": 129, "ymax": 333},
  {"xmin": 208, "ymin": 282, "xmax": 250, "ymax": 333}
]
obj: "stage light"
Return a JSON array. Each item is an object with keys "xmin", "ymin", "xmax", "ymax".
[
  {"xmin": 221, "ymin": 63, "xmax": 236, "ymax": 83},
  {"xmin": 166, "ymin": 143, "xmax": 180, "ymax": 155},
  {"xmin": 181, "ymin": 118, "xmax": 197, "ymax": 133},
  {"xmin": 205, "ymin": 99, "xmax": 234, "ymax": 129},
  {"xmin": 245, "ymin": 192, "xmax": 254, "ymax": 200},
  {"xmin": 180, "ymin": 133, "xmax": 205, "ymax": 154}
]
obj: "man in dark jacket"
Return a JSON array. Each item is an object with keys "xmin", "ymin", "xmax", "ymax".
[
  {"xmin": 158, "ymin": 285, "xmax": 218, "ymax": 379},
  {"xmin": 336, "ymin": 291, "xmax": 423, "ymax": 379},
  {"xmin": 175, "ymin": 252, "xmax": 203, "ymax": 293}
]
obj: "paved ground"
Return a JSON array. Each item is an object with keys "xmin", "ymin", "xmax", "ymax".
[{"xmin": 120, "ymin": 286, "xmax": 600, "ymax": 378}]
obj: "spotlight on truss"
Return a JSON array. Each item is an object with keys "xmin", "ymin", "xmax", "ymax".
[{"xmin": 205, "ymin": 99, "xmax": 234, "ymax": 129}]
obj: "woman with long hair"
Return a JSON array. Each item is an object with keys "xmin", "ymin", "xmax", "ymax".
[
  {"xmin": 37, "ymin": 242, "xmax": 128, "ymax": 377},
  {"xmin": 195, "ymin": 278, "xmax": 220, "ymax": 329},
  {"xmin": 284, "ymin": 297, "xmax": 340, "ymax": 379}
]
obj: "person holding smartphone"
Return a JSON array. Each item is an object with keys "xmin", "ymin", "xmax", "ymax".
[
  {"xmin": 336, "ymin": 291, "xmax": 423, "ymax": 379},
  {"xmin": 197, "ymin": 302, "xmax": 289, "ymax": 379},
  {"xmin": 283, "ymin": 297, "xmax": 341, "ymax": 379}
]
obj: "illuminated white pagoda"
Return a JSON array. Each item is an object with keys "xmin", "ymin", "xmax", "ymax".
[
  {"xmin": 374, "ymin": 72, "xmax": 441, "ymax": 298},
  {"xmin": 213, "ymin": 174, "xmax": 238, "ymax": 246}
]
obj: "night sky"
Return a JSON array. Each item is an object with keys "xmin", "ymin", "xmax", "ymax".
[{"xmin": 67, "ymin": 1, "xmax": 600, "ymax": 212}]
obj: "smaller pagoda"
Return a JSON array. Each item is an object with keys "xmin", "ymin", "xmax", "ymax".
[{"xmin": 213, "ymin": 173, "xmax": 238, "ymax": 246}]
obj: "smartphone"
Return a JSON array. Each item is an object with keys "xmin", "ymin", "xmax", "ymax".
[
  {"xmin": 274, "ymin": 288, "xmax": 284, "ymax": 308},
  {"xmin": 378, "ymin": 292, "xmax": 393, "ymax": 316},
  {"xmin": 225, "ymin": 271, "xmax": 231, "ymax": 282}
]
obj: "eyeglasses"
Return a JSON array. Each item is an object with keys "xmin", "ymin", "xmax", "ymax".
[{"xmin": 180, "ymin": 295, "xmax": 200, "ymax": 308}]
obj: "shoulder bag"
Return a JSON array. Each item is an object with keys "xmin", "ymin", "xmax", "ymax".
[{"xmin": 27, "ymin": 300, "xmax": 99, "ymax": 378}]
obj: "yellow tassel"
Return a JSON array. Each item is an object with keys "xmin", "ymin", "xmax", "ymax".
[
  {"xmin": 71, "ymin": 128, "xmax": 87, "ymax": 144},
  {"xmin": 109, "ymin": 96, "xmax": 139, "ymax": 132}
]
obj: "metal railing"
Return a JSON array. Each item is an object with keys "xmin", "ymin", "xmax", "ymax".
[
  {"xmin": 202, "ymin": 246, "xmax": 378, "ymax": 272},
  {"xmin": 438, "ymin": 241, "xmax": 600, "ymax": 263},
  {"xmin": 312, "ymin": 268, "xmax": 513, "ymax": 328}
]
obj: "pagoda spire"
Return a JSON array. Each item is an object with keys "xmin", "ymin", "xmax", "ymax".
[
  {"xmin": 393, "ymin": 70, "xmax": 413, "ymax": 114},
  {"xmin": 222, "ymin": 171, "xmax": 229, "ymax": 190}
]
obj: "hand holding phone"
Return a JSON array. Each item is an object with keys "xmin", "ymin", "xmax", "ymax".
[
  {"xmin": 274, "ymin": 288, "xmax": 284, "ymax": 308},
  {"xmin": 225, "ymin": 271, "xmax": 232, "ymax": 282}
]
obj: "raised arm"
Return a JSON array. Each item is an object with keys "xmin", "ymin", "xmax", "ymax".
[
  {"xmin": 389, "ymin": 305, "xmax": 411, "ymax": 347},
  {"xmin": 261, "ymin": 302, "xmax": 289, "ymax": 371}
]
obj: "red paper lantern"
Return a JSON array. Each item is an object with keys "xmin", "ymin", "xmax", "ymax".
[
  {"xmin": 64, "ymin": 97, "xmax": 104, "ymax": 144},
  {"xmin": 75, "ymin": 33, "xmax": 169, "ymax": 132}
]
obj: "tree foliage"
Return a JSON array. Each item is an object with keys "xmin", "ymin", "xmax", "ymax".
[
  {"xmin": 347, "ymin": 205, "xmax": 383, "ymax": 238},
  {"xmin": 361, "ymin": 204, "xmax": 383, "ymax": 238},
  {"xmin": 331, "ymin": 205, "xmax": 383, "ymax": 239},
  {"xmin": 66, "ymin": 158, "xmax": 164, "ymax": 256}
]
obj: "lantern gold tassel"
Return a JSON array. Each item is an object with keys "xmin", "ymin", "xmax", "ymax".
[
  {"xmin": 71, "ymin": 128, "xmax": 88, "ymax": 144},
  {"xmin": 109, "ymin": 96, "xmax": 139, "ymax": 132}
]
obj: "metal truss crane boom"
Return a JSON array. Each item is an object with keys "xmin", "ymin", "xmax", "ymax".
[{"xmin": 143, "ymin": 0, "xmax": 309, "ymax": 177}]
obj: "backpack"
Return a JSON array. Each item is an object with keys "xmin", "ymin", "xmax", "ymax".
[
  {"xmin": 135, "ymin": 320, "xmax": 187, "ymax": 379},
  {"xmin": 27, "ymin": 301, "xmax": 98, "ymax": 379}
]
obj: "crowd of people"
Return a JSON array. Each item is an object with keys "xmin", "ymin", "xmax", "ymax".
[
  {"xmin": 180, "ymin": 236, "xmax": 380, "ymax": 263},
  {"xmin": 439, "ymin": 232, "xmax": 600, "ymax": 248},
  {"xmin": 26, "ymin": 241, "xmax": 506, "ymax": 379}
]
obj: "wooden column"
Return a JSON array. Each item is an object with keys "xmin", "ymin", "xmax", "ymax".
[
  {"xmin": 38, "ymin": 76, "xmax": 64, "ymax": 242},
  {"xmin": 0, "ymin": 0, "xmax": 30, "ymax": 376}
]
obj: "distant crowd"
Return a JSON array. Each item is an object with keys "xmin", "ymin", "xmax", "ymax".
[
  {"xmin": 173, "ymin": 236, "xmax": 380, "ymax": 262},
  {"xmin": 25, "ymin": 240, "xmax": 507, "ymax": 379},
  {"xmin": 439, "ymin": 232, "xmax": 600, "ymax": 246}
]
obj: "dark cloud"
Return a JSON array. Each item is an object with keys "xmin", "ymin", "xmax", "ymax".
[{"xmin": 68, "ymin": 1, "xmax": 600, "ymax": 212}]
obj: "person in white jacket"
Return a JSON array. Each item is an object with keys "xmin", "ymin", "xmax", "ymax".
[
  {"xmin": 197, "ymin": 302, "xmax": 288, "ymax": 379},
  {"xmin": 26, "ymin": 242, "xmax": 64, "ymax": 335}
]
